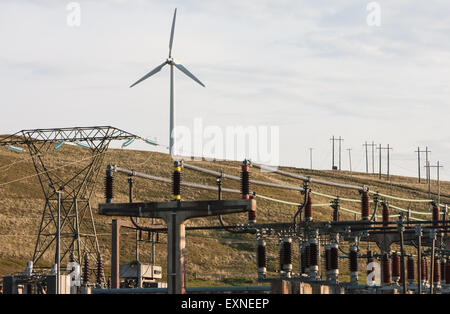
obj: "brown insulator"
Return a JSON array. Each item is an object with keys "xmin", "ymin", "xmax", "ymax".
[
  {"xmin": 96, "ymin": 254, "xmax": 104, "ymax": 286},
  {"xmin": 432, "ymin": 203, "xmax": 440, "ymax": 227},
  {"xmin": 329, "ymin": 243, "xmax": 339, "ymax": 271},
  {"xmin": 407, "ymin": 256, "xmax": 415, "ymax": 283},
  {"xmin": 138, "ymin": 230, "xmax": 143, "ymax": 241},
  {"xmin": 257, "ymin": 239, "xmax": 267, "ymax": 269},
  {"xmin": 304, "ymin": 192, "xmax": 312, "ymax": 221},
  {"xmin": 392, "ymin": 253, "xmax": 401, "ymax": 279},
  {"xmin": 82, "ymin": 253, "xmax": 90, "ymax": 285},
  {"xmin": 349, "ymin": 246, "xmax": 358, "ymax": 273},
  {"xmin": 382, "ymin": 202, "xmax": 390, "ymax": 226},
  {"xmin": 361, "ymin": 190, "xmax": 370, "ymax": 220},
  {"xmin": 240, "ymin": 160, "xmax": 250, "ymax": 200},
  {"xmin": 309, "ymin": 239, "xmax": 319, "ymax": 267},
  {"xmin": 421, "ymin": 257, "xmax": 427, "ymax": 281},
  {"xmin": 248, "ymin": 209, "xmax": 256, "ymax": 224},
  {"xmin": 446, "ymin": 261, "xmax": 450, "ymax": 285},
  {"xmin": 433, "ymin": 258, "xmax": 441, "ymax": 284},
  {"xmin": 156, "ymin": 232, "xmax": 160, "ymax": 243},
  {"xmin": 382, "ymin": 253, "xmax": 392, "ymax": 284}
]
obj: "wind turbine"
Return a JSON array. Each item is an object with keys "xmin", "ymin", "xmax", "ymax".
[{"xmin": 130, "ymin": 8, "xmax": 205, "ymax": 156}]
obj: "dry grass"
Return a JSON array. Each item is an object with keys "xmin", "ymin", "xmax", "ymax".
[{"xmin": 0, "ymin": 143, "xmax": 447, "ymax": 286}]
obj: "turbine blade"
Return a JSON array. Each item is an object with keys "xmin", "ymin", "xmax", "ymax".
[
  {"xmin": 168, "ymin": 8, "xmax": 177, "ymax": 57},
  {"xmin": 173, "ymin": 61, "xmax": 205, "ymax": 87},
  {"xmin": 130, "ymin": 61, "xmax": 168, "ymax": 88}
]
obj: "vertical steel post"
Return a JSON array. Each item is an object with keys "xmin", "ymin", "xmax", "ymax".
[
  {"xmin": 111, "ymin": 219, "xmax": 120, "ymax": 289},
  {"xmin": 364, "ymin": 141, "xmax": 368, "ymax": 173},
  {"xmin": 331, "ymin": 136, "xmax": 335, "ymax": 169},
  {"xmin": 379, "ymin": 144, "xmax": 382, "ymax": 179},
  {"xmin": 417, "ymin": 225, "xmax": 422, "ymax": 294},
  {"xmin": 56, "ymin": 189, "xmax": 61, "ymax": 295},
  {"xmin": 387, "ymin": 144, "xmax": 390, "ymax": 181},
  {"xmin": 399, "ymin": 220, "xmax": 407, "ymax": 294},
  {"xmin": 416, "ymin": 147, "xmax": 421, "ymax": 183},
  {"xmin": 430, "ymin": 234, "xmax": 436, "ymax": 294}
]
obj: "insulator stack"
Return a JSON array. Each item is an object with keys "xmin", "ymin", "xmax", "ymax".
[
  {"xmin": 96, "ymin": 254, "xmax": 104, "ymax": 287},
  {"xmin": 433, "ymin": 258, "xmax": 441, "ymax": 285},
  {"xmin": 329, "ymin": 243, "xmax": 339, "ymax": 283},
  {"xmin": 82, "ymin": 253, "xmax": 90, "ymax": 286},
  {"xmin": 407, "ymin": 256, "xmax": 415, "ymax": 284},
  {"xmin": 382, "ymin": 202, "xmax": 390, "ymax": 226},
  {"xmin": 248, "ymin": 209, "xmax": 256, "ymax": 224},
  {"xmin": 240, "ymin": 160, "xmax": 250, "ymax": 200},
  {"xmin": 332, "ymin": 205, "xmax": 340, "ymax": 222},
  {"xmin": 432, "ymin": 203, "xmax": 440, "ymax": 227},
  {"xmin": 304, "ymin": 242, "xmax": 311, "ymax": 275},
  {"xmin": 421, "ymin": 257, "xmax": 427, "ymax": 282},
  {"xmin": 361, "ymin": 190, "xmax": 370, "ymax": 220},
  {"xmin": 392, "ymin": 253, "xmax": 401, "ymax": 284},
  {"xmin": 105, "ymin": 165, "xmax": 114, "ymax": 203},
  {"xmin": 446, "ymin": 261, "xmax": 450, "ymax": 285},
  {"xmin": 382, "ymin": 253, "xmax": 392, "ymax": 285},
  {"xmin": 172, "ymin": 161, "xmax": 182, "ymax": 200},
  {"xmin": 349, "ymin": 246, "xmax": 358, "ymax": 284},
  {"xmin": 257, "ymin": 239, "xmax": 267, "ymax": 280},
  {"xmin": 282, "ymin": 238, "xmax": 293, "ymax": 275},
  {"xmin": 304, "ymin": 192, "xmax": 312, "ymax": 222},
  {"xmin": 309, "ymin": 238, "xmax": 319, "ymax": 279}
]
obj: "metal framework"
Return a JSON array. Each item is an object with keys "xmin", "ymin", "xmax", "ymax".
[{"xmin": 0, "ymin": 126, "xmax": 138, "ymax": 267}]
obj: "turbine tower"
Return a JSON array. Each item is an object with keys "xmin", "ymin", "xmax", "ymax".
[{"xmin": 130, "ymin": 8, "xmax": 205, "ymax": 156}]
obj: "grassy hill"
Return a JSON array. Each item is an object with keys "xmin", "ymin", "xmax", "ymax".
[{"xmin": 0, "ymin": 143, "xmax": 447, "ymax": 286}]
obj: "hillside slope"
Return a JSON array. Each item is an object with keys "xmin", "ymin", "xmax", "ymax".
[{"xmin": 0, "ymin": 144, "xmax": 447, "ymax": 286}]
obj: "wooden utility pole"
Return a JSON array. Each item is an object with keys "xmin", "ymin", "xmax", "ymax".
[
  {"xmin": 377, "ymin": 144, "xmax": 393, "ymax": 180},
  {"xmin": 370, "ymin": 141, "xmax": 376, "ymax": 175},
  {"xmin": 363, "ymin": 142, "xmax": 369, "ymax": 173},
  {"xmin": 415, "ymin": 147, "xmax": 430, "ymax": 184},
  {"xmin": 338, "ymin": 136, "xmax": 344, "ymax": 170},
  {"xmin": 330, "ymin": 136, "xmax": 335, "ymax": 170},
  {"xmin": 425, "ymin": 161, "xmax": 443, "ymax": 202},
  {"xmin": 347, "ymin": 148, "xmax": 353, "ymax": 174},
  {"xmin": 309, "ymin": 148, "xmax": 314, "ymax": 170}
]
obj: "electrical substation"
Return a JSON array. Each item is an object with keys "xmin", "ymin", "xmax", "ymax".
[{"xmin": 0, "ymin": 128, "xmax": 450, "ymax": 294}]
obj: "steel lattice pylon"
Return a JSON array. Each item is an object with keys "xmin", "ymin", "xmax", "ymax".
[{"xmin": 0, "ymin": 126, "xmax": 138, "ymax": 268}]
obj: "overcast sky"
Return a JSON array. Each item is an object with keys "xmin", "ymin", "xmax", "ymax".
[{"xmin": 1, "ymin": 0, "xmax": 450, "ymax": 180}]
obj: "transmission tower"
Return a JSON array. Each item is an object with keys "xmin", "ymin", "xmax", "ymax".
[{"xmin": 0, "ymin": 126, "xmax": 138, "ymax": 268}]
